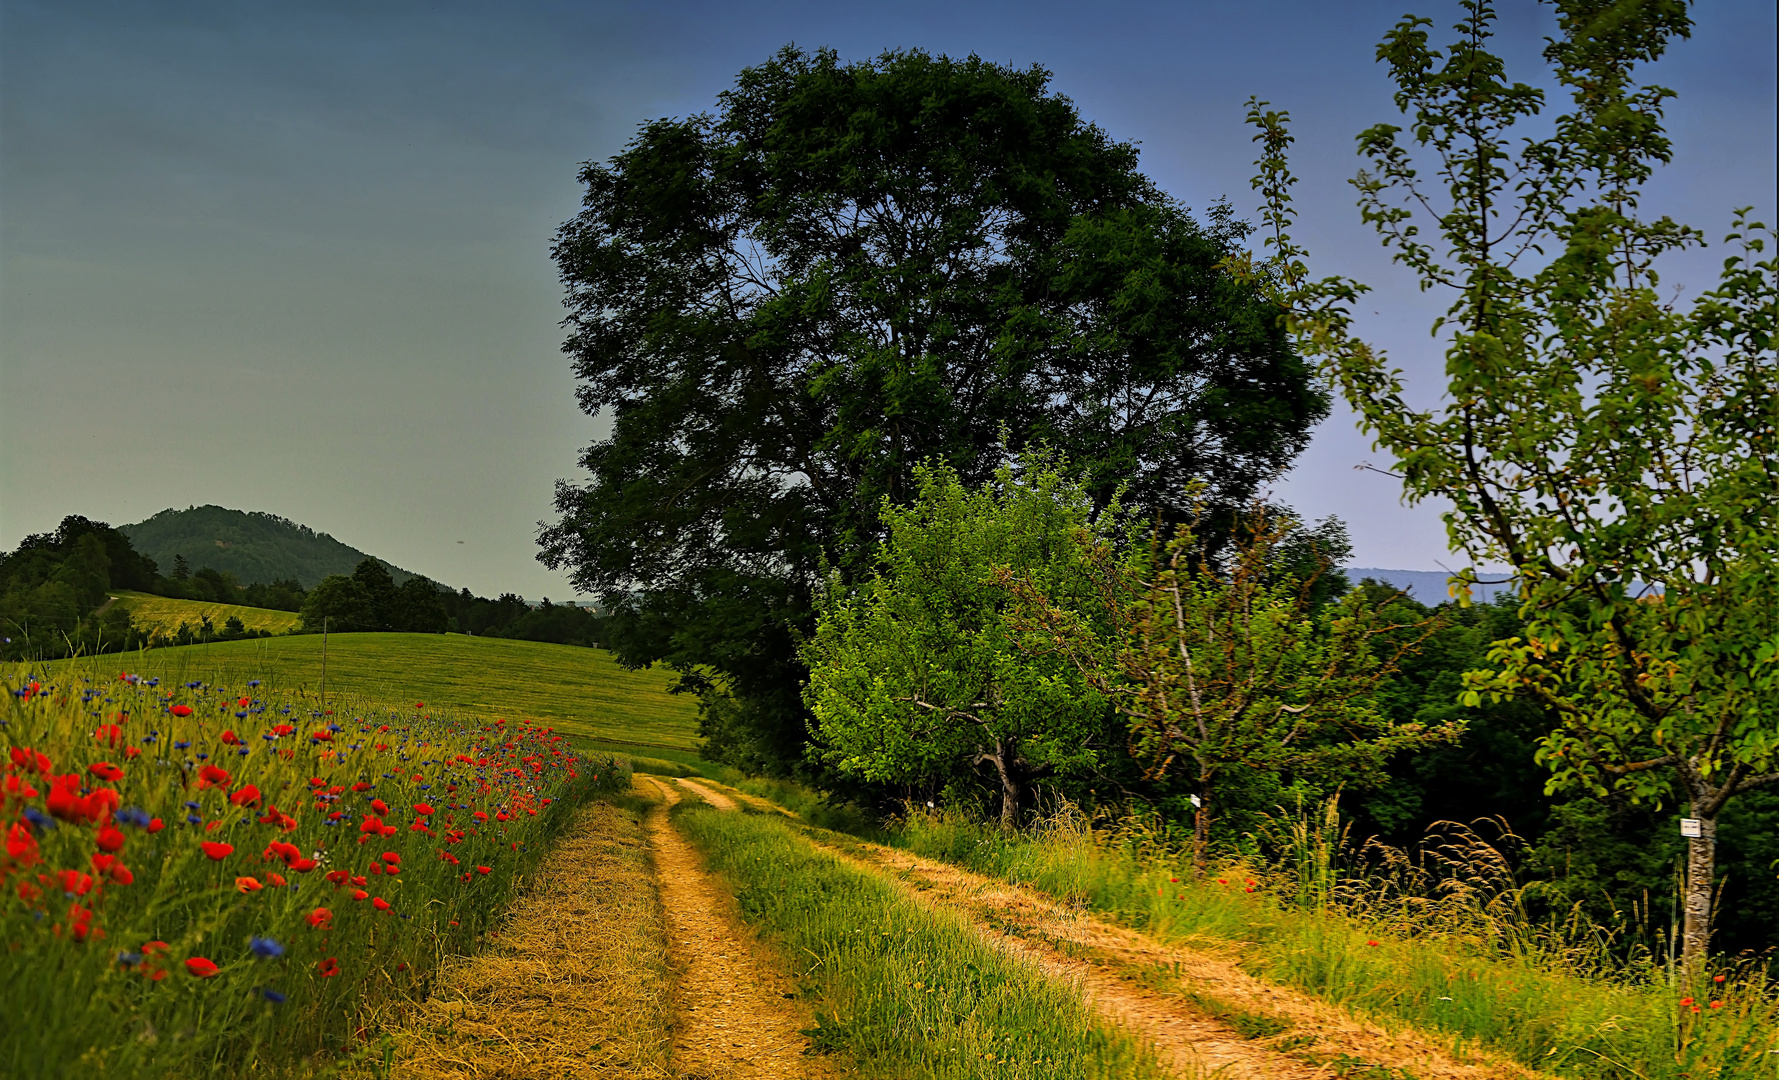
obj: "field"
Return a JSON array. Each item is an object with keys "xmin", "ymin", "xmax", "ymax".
[
  {"xmin": 8, "ymin": 644, "xmax": 1774, "ymax": 1079},
  {"xmin": 51, "ymin": 632, "xmax": 700, "ymax": 750},
  {"xmin": 107, "ymin": 590, "xmax": 304, "ymax": 636}
]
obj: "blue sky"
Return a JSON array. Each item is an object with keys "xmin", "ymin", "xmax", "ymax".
[{"xmin": 2, "ymin": 0, "xmax": 1772, "ymax": 597}]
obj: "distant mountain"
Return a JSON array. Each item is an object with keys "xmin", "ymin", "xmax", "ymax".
[
  {"xmin": 1344, "ymin": 567, "xmax": 1518, "ymax": 606},
  {"xmin": 120, "ymin": 506, "xmax": 414, "ymax": 589}
]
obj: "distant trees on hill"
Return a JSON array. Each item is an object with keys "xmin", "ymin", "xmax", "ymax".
[{"xmin": 2, "ymin": 516, "xmax": 605, "ymax": 660}]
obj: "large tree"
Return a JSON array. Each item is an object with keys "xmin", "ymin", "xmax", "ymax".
[
  {"xmin": 1247, "ymin": 1, "xmax": 1777, "ymax": 971},
  {"xmin": 539, "ymin": 47, "xmax": 1329, "ymax": 774}
]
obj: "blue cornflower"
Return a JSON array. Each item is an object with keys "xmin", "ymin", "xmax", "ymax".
[
  {"xmin": 22, "ymin": 807, "xmax": 55, "ymax": 832},
  {"xmin": 184, "ymin": 801, "xmax": 202, "ymax": 811},
  {"xmin": 258, "ymin": 987, "xmax": 286, "ymax": 1004},
  {"xmin": 249, "ymin": 937, "xmax": 284, "ymax": 959},
  {"xmin": 186, "ymin": 814, "xmax": 203, "ymax": 825}
]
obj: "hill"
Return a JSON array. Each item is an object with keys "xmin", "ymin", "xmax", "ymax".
[
  {"xmin": 106, "ymin": 589, "xmax": 302, "ymax": 636},
  {"xmin": 1344, "ymin": 567, "xmax": 1517, "ymax": 605},
  {"xmin": 42, "ymin": 632, "xmax": 699, "ymax": 751},
  {"xmin": 119, "ymin": 505, "xmax": 414, "ymax": 588}
]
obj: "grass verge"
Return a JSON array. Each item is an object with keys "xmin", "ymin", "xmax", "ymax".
[
  {"xmin": 891, "ymin": 808, "xmax": 1778, "ymax": 1080},
  {"xmin": 670, "ymin": 802, "xmax": 1175, "ymax": 1080}
]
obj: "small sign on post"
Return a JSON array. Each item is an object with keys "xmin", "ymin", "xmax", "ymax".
[{"xmin": 1679, "ymin": 818, "xmax": 1703, "ymax": 838}]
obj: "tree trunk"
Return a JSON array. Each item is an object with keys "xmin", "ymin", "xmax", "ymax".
[
  {"xmin": 1681, "ymin": 812, "xmax": 1716, "ymax": 980},
  {"xmin": 1193, "ymin": 768, "xmax": 1212, "ymax": 879},
  {"xmin": 989, "ymin": 741, "xmax": 1022, "ymax": 834}
]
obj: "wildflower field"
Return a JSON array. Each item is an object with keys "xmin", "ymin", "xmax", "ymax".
[{"xmin": 0, "ymin": 661, "xmax": 628, "ymax": 1078}]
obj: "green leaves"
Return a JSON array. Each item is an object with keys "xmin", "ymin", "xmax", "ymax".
[{"xmin": 1242, "ymin": 0, "xmax": 1775, "ymax": 963}]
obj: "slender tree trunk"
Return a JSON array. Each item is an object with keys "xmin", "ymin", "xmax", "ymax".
[
  {"xmin": 1682, "ymin": 810, "xmax": 1716, "ymax": 980},
  {"xmin": 1193, "ymin": 767, "xmax": 1212, "ymax": 879},
  {"xmin": 989, "ymin": 740, "xmax": 1021, "ymax": 834}
]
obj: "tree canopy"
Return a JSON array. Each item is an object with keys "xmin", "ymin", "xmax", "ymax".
[
  {"xmin": 1248, "ymin": 0, "xmax": 1777, "ymax": 969},
  {"xmin": 803, "ymin": 458, "xmax": 1114, "ymax": 830},
  {"xmin": 539, "ymin": 46, "xmax": 1329, "ymax": 775}
]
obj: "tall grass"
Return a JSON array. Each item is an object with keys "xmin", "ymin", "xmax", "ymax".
[
  {"xmin": 892, "ymin": 800, "xmax": 1778, "ymax": 1079},
  {"xmin": 0, "ymin": 659, "xmax": 628, "ymax": 1078},
  {"xmin": 672, "ymin": 803, "xmax": 1173, "ymax": 1080}
]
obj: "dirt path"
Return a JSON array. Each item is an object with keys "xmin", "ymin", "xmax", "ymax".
[
  {"xmin": 836, "ymin": 840, "xmax": 1543, "ymax": 1080},
  {"xmin": 639, "ymin": 777, "xmax": 838, "ymax": 1079},
  {"xmin": 676, "ymin": 776, "xmax": 1540, "ymax": 1080},
  {"xmin": 362, "ymin": 800, "xmax": 676, "ymax": 1078}
]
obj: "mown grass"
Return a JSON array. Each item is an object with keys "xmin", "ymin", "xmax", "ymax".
[
  {"xmin": 107, "ymin": 590, "xmax": 303, "ymax": 636},
  {"xmin": 42, "ymin": 633, "xmax": 699, "ymax": 749},
  {"xmin": 893, "ymin": 807, "xmax": 1779, "ymax": 1080},
  {"xmin": 671, "ymin": 803, "xmax": 1173, "ymax": 1080}
]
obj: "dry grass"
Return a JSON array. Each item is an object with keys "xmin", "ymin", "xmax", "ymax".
[{"xmin": 351, "ymin": 799, "xmax": 674, "ymax": 1079}]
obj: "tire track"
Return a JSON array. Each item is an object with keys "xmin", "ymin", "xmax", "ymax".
[
  {"xmin": 639, "ymin": 777, "xmax": 837, "ymax": 1080},
  {"xmin": 678, "ymin": 776, "xmax": 1540, "ymax": 1080}
]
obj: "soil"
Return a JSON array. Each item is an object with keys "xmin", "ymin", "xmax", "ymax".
[
  {"xmin": 640, "ymin": 777, "xmax": 843, "ymax": 1079},
  {"xmin": 679, "ymin": 775, "xmax": 1543, "ymax": 1080}
]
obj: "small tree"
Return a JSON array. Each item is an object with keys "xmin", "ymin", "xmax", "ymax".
[
  {"xmin": 1243, "ymin": 1, "xmax": 1778, "ymax": 969},
  {"xmin": 300, "ymin": 575, "xmax": 374, "ymax": 633},
  {"xmin": 1004, "ymin": 503, "xmax": 1450, "ymax": 875},
  {"xmin": 803, "ymin": 458, "xmax": 1113, "ymax": 831}
]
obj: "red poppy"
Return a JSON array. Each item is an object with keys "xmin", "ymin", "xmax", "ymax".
[
  {"xmin": 170, "ymin": 705, "xmax": 193, "ymax": 717},
  {"xmin": 413, "ymin": 803, "xmax": 434, "ymax": 816},
  {"xmin": 236, "ymin": 697, "xmax": 251, "ymax": 708},
  {"xmin": 311, "ymin": 730, "xmax": 333, "ymax": 742},
  {"xmin": 381, "ymin": 852, "xmax": 400, "ymax": 865},
  {"xmin": 370, "ymin": 799, "xmax": 390, "ymax": 816},
  {"xmin": 229, "ymin": 784, "xmax": 262, "ymax": 808},
  {"xmin": 57, "ymin": 869, "xmax": 95, "ymax": 896},
  {"xmin": 371, "ymin": 896, "xmax": 391, "ymax": 911},
  {"xmin": 124, "ymin": 746, "xmax": 141, "ymax": 759},
  {"xmin": 93, "ymin": 723, "xmax": 123, "ymax": 748},
  {"xmin": 318, "ymin": 957, "xmax": 340, "ymax": 977},
  {"xmin": 352, "ymin": 889, "xmax": 369, "ymax": 901},
  {"xmin": 146, "ymin": 817, "xmax": 164, "ymax": 833},
  {"xmin": 106, "ymin": 863, "xmax": 134, "ymax": 885},
  {"xmin": 6, "ymin": 822, "xmax": 41, "ymax": 864},
  {"xmin": 201, "ymin": 841, "xmax": 235, "ymax": 861},
  {"xmin": 95, "ymin": 825, "xmax": 127, "ymax": 853},
  {"xmin": 289, "ymin": 857, "xmax": 316, "ymax": 872},
  {"xmin": 306, "ymin": 907, "xmax": 333, "ymax": 929},
  {"xmin": 196, "ymin": 764, "xmax": 232, "ymax": 790},
  {"xmin": 220, "ymin": 730, "xmax": 240, "ymax": 745},
  {"xmin": 235, "ymin": 876, "xmax": 263, "ymax": 893},
  {"xmin": 268, "ymin": 872, "xmax": 287, "ymax": 887},
  {"xmin": 185, "ymin": 957, "xmax": 219, "ymax": 978},
  {"xmin": 475, "ymin": 865, "xmax": 492, "ymax": 875}
]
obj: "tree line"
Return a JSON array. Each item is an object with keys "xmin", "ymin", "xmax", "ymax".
[{"xmin": 0, "ymin": 517, "xmax": 604, "ymax": 659}]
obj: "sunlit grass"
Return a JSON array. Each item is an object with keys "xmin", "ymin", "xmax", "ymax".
[
  {"xmin": 672, "ymin": 803, "xmax": 1174, "ymax": 1080},
  {"xmin": 107, "ymin": 590, "xmax": 304, "ymax": 636},
  {"xmin": 891, "ymin": 806, "xmax": 1779, "ymax": 1080},
  {"xmin": 39, "ymin": 633, "xmax": 699, "ymax": 749}
]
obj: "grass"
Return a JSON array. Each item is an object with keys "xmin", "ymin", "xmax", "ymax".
[
  {"xmin": 106, "ymin": 590, "xmax": 303, "ymax": 636},
  {"xmin": 890, "ymin": 805, "xmax": 1779, "ymax": 1080},
  {"xmin": 348, "ymin": 797, "xmax": 673, "ymax": 1078},
  {"xmin": 671, "ymin": 801, "xmax": 1173, "ymax": 1080},
  {"xmin": 39, "ymin": 633, "xmax": 700, "ymax": 750},
  {"xmin": 0, "ymin": 658, "xmax": 630, "ymax": 1078}
]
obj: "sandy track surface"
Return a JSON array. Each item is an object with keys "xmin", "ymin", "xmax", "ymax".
[
  {"xmin": 824, "ymin": 839, "xmax": 1541, "ymax": 1080},
  {"xmin": 640, "ymin": 777, "xmax": 839, "ymax": 1079},
  {"xmin": 364, "ymin": 800, "xmax": 676, "ymax": 1078},
  {"xmin": 670, "ymin": 776, "xmax": 1539, "ymax": 1080}
]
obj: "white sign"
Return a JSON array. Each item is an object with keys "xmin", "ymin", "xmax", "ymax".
[{"xmin": 1680, "ymin": 818, "xmax": 1703, "ymax": 838}]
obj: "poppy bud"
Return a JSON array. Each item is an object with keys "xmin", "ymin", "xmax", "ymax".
[
  {"xmin": 201, "ymin": 841, "xmax": 235, "ymax": 861},
  {"xmin": 184, "ymin": 957, "xmax": 219, "ymax": 978}
]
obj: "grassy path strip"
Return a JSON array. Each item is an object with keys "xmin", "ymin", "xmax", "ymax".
[
  {"xmin": 357, "ymin": 798, "xmax": 675, "ymax": 1079},
  {"xmin": 817, "ymin": 837, "xmax": 1539, "ymax": 1080},
  {"xmin": 674, "ymin": 776, "xmax": 1540, "ymax": 1080},
  {"xmin": 668, "ymin": 784, "xmax": 1174, "ymax": 1080},
  {"xmin": 640, "ymin": 777, "xmax": 843, "ymax": 1079}
]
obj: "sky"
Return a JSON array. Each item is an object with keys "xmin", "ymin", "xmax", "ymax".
[{"xmin": 2, "ymin": 0, "xmax": 1773, "ymax": 598}]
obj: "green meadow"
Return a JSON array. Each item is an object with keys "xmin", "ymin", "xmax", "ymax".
[
  {"xmin": 107, "ymin": 589, "xmax": 304, "ymax": 636},
  {"xmin": 42, "ymin": 631, "xmax": 700, "ymax": 750}
]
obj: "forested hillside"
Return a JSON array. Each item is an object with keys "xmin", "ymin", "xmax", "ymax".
[{"xmin": 119, "ymin": 505, "xmax": 411, "ymax": 589}]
